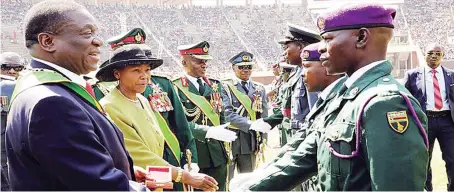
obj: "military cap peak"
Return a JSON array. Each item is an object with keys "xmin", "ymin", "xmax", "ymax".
[
  {"xmin": 229, "ymin": 51, "xmax": 254, "ymax": 66},
  {"xmin": 177, "ymin": 41, "xmax": 213, "ymax": 60},
  {"xmin": 278, "ymin": 23, "xmax": 321, "ymax": 44},
  {"xmin": 107, "ymin": 28, "xmax": 146, "ymax": 49}
]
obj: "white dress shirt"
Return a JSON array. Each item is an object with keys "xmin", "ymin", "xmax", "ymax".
[
  {"xmin": 185, "ymin": 73, "xmax": 205, "ymax": 92},
  {"xmin": 344, "ymin": 60, "xmax": 386, "ymax": 88},
  {"xmin": 234, "ymin": 76, "xmax": 251, "ymax": 90},
  {"xmin": 424, "ymin": 65, "xmax": 450, "ymax": 111},
  {"xmin": 33, "ymin": 58, "xmax": 86, "ymax": 87}
]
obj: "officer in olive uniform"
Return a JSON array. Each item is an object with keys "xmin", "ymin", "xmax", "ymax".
[
  {"xmin": 235, "ymin": 4, "xmax": 429, "ymax": 191},
  {"xmin": 93, "ymin": 28, "xmax": 200, "ymax": 191},
  {"xmin": 221, "ymin": 51, "xmax": 268, "ymax": 179},
  {"xmin": 173, "ymin": 41, "xmax": 237, "ymax": 191},
  {"xmin": 0, "ymin": 52, "xmax": 26, "ymax": 191},
  {"xmin": 253, "ymin": 24, "xmax": 320, "ymax": 146}
]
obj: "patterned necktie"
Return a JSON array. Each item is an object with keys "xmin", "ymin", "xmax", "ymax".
[
  {"xmin": 431, "ymin": 69, "xmax": 443, "ymax": 110},
  {"xmin": 241, "ymin": 81, "xmax": 249, "ymax": 94},
  {"xmin": 85, "ymin": 82, "xmax": 96, "ymax": 98},
  {"xmin": 197, "ymin": 78, "xmax": 205, "ymax": 95}
]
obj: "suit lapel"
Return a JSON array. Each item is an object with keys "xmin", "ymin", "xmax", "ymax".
[
  {"xmin": 203, "ymin": 83, "xmax": 212, "ymax": 97},
  {"xmin": 442, "ymin": 66, "xmax": 451, "ymax": 99},
  {"xmin": 419, "ymin": 67, "xmax": 427, "ymax": 101}
]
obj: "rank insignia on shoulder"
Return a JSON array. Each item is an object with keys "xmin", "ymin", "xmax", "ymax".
[{"xmin": 387, "ymin": 111, "xmax": 409, "ymax": 134}]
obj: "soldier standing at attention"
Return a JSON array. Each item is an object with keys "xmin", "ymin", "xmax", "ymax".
[
  {"xmin": 250, "ymin": 24, "xmax": 320, "ymax": 146},
  {"xmin": 236, "ymin": 4, "xmax": 429, "ymax": 191}
]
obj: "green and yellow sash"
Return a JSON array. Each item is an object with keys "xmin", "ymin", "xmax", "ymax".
[
  {"xmin": 173, "ymin": 79, "xmax": 220, "ymax": 126},
  {"xmin": 227, "ymin": 83, "xmax": 256, "ymax": 122},
  {"xmin": 11, "ymin": 69, "xmax": 103, "ymax": 113},
  {"xmin": 151, "ymin": 110, "xmax": 182, "ymax": 165}
]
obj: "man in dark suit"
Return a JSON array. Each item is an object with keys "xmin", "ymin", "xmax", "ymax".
[
  {"xmin": 222, "ymin": 51, "xmax": 268, "ymax": 179},
  {"xmin": 5, "ymin": 0, "xmax": 149, "ymax": 190},
  {"xmin": 404, "ymin": 43, "xmax": 454, "ymax": 191}
]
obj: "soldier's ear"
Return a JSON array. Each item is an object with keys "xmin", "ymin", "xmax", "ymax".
[
  {"xmin": 181, "ymin": 59, "xmax": 187, "ymax": 67},
  {"xmin": 356, "ymin": 28, "xmax": 369, "ymax": 49}
]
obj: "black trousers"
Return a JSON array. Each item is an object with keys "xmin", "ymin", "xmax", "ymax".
[
  {"xmin": 425, "ymin": 111, "xmax": 454, "ymax": 191},
  {"xmin": 228, "ymin": 153, "xmax": 256, "ymax": 181}
]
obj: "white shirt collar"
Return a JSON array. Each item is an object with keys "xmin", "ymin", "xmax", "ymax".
[
  {"xmin": 233, "ymin": 76, "xmax": 250, "ymax": 86},
  {"xmin": 345, "ymin": 60, "xmax": 386, "ymax": 88},
  {"xmin": 424, "ymin": 64, "xmax": 443, "ymax": 74},
  {"xmin": 0, "ymin": 74, "xmax": 16, "ymax": 81},
  {"xmin": 184, "ymin": 73, "xmax": 205, "ymax": 89},
  {"xmin": 319, "ymin": 77, "xmax": 343, "ymax": 100},
  {"xmin": 33, "ymin": 58, "xmax": 86, "ymax": 87}
]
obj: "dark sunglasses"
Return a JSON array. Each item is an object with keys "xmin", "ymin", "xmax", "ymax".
[
  {"xmin": 237, "ymin": 65, "xmax": 253, "ymax": 70},
  {"xmin": 427, "ymin": 51, "xmax": 443, "ymax": 57},
  {"xmin": 1, "ymin": 64, "xmax": 24, "ymax": 72}
]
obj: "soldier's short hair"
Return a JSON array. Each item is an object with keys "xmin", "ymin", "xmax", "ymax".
[{"xmin": 23, "ymin": 0, "xmax": 86, "ymax": 48}]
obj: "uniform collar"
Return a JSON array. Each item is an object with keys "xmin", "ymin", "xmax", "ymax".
[
  {"xmin": 32, "ymin": 58, "xmax": 86, "ymax": 87},
  {"xmin": 345, "ymin": 60, "xmax": 386, "ymax": 88},
  {"xmin": 184, "ymin": 73, "xmax": 204, "ymax": 86},
  {"xmin": 319, "ymin": 77, "xmax": 343, "ymax": 100},
  {"xmin": 342, "ymin": 60, "xmax": 392, "ymax": 100},
  {"xmin": 233, "ymin": 76, "xmax": 251, "ymax": 86}
]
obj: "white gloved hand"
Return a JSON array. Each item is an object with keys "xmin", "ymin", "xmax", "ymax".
[
  {"xmin": 205, "ymin": 123, "xmax": 237, "ymax": 142},
  {"xmin": 249, "ymin": 118, "xmax": 272, "ymax": 133},
  {"xmin": 183, "ymin": 163, "xmax": 200, "ymax": 173}
]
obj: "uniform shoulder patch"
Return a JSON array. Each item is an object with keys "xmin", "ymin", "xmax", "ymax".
[
  {"xmin": 387, "ymin": 110, "xmax": 409, "ymax": 134},
  {"xmin": 151, "ymin": 73, "xmax": 171, "ymax": 79}
]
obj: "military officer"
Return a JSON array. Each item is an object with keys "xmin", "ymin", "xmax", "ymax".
[
  {"xmin": 173, "ymin": 41, "xmax": 237, "ymax": 191},
  {"xmin": 0, "ymin": 52, "xmax": 26, "ymax": 191},
  {"xmin": 251, "ymin": 24, "xmax": 320, "ymax": 146},
  {"xmin": 93, "ymin": 28, "xmax": 200, "ymax": 191},
  {"xmin": 230, "ymin": 43, "xmax": 345, "ymax": 191},
  {"xmin": 236, "ymin": 4, "xmax": 429, "ymax": 191},
  {"xmin": 221, "ymin": 51, "xmax": 268, "ymax": 179}
]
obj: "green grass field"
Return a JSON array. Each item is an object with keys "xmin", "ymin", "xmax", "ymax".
[{"xmin": 262, "ymin": 129, "xmax": 449, "ymax": 191}]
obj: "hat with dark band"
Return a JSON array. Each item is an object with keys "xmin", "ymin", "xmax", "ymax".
[
  {"xmin": 278, "ymin": 23, "xmax": 322, "ymax": 44},
  {"xmin": 107, "ymin": 28, "xmax": 147, "ymax": 50},
  {"xmin": 177, "ymin": 41, "xmax": 213, "ymax": 60},
  {"xmin": 96, "ymin": 44, "xmax": 163, "ymax": 82},
  {"xmin": 229, "ymin": 51, "xmax": 254, "ymax": 66},
  {"xmin": 301, "ymin": 43, "xmax": 321, "ymax": 61},
  {"xmin": 316, "ymin": 3, "xmax": 396, "ymax": 35}
]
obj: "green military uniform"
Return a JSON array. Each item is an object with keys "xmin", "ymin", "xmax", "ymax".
[
  {"xmin": 92, "ymin": 28, "xmax": 197, "ymax": 191},
  {"xmin": 263, "ymin": 24, "xmax": 321, "ymax": 146},
  {"xmin": 245, "ymin": 61, "xmax": 429, "ymax": 191},
  {"xmin": 174, "ymin": 41, "xmax": 229, "ymax": 191}
]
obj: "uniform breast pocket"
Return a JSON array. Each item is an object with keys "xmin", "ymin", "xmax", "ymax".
[{"xmin": 322, "ymin": 122, "xmax": 355, "ymax": 177}]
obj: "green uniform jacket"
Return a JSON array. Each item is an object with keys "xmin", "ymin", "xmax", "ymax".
[
  {"xmin": 248, "ymin": 61, "xmax": 429, "ymax": 191},
  {"xmin": 143, "ymin": 75, "xmax": 198, "ymax": 166},
  {"xmin": 172, "ymin": 77, "xmax": 228, "ymax": 169},
  {"xmin": 263, "ymin": 69, "xmax": 299, "ymax": 129}
]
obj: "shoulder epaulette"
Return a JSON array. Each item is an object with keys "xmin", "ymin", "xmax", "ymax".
[{"xmin": 151, "ymin": 73, "xmax": 171, "ymax": 79}]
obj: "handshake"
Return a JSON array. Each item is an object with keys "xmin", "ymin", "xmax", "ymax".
[{"xmin": 202, "ymin": 119, "xmax": 272, "ymax": 142}]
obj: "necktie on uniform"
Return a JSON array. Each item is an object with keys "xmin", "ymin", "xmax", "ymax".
[
  {"xmin": 431, "ymin": 69, "xmax": 443, "ymax": 110},
  {"xmin": 241, "ymin": 81, "xmax": 249, "ymax": 94},
  {"xmin": 197, "ymin": 78, "xmax": 205, "ymax": 95}
]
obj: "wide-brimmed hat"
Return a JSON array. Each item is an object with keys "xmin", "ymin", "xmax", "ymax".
[{"xmin": 96, "ymin": 44, "xmax": 163, "ymax": 82}]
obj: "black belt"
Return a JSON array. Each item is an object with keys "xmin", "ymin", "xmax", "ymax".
[{"xmin": 426, "ymin": 110, "xmax": 451, "ymax": 117}]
